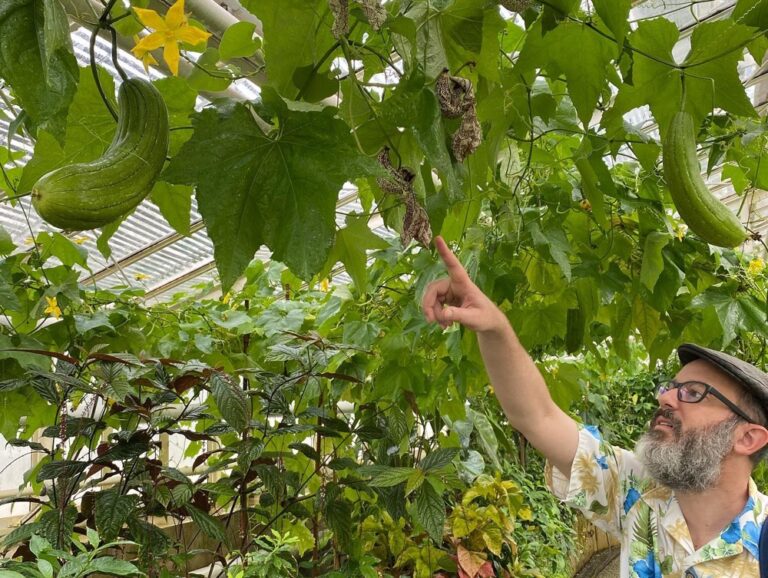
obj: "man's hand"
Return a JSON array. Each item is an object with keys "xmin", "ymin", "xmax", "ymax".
[
  {"xmin": 422, "ymin": 237, "xmax": 579, "ymax": 477},
  {"xmin": 422, "ymin": 236, "xmax": 507, "ymax": 333}
]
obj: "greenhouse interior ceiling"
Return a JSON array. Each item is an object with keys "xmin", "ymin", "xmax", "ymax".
[{"xmin": 1, "ymin": 0, "xmax": 767, "ymax": 302}]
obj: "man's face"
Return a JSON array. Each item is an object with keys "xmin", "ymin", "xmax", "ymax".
[{"xmin": 635, "ymin": 360, "xmax": 746, "ymax": 492}]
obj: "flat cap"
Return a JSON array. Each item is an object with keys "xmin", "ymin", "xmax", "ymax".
[{"xmin": 678, "ymin": 343, "xmax": 768, "ymax": 415}]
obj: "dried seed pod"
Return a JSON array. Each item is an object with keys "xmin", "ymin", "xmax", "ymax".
[
  {"xmin": 452, "ymin": 104, "xmax": 482, "ymax": 161},
  {"xmin": 435, "ymin": 69, "xmax": 475, "ymax": 118},
  {"xmin": 376, "ymin": 148, "xmax": 415, "ymax": 195},
  {"xmin": 402, "ymin": 192, "xmax": 433, "ymax": 247},
  {"xmin": 358, "ymin": 0, "xmax": 387, "ymax": 30},
  {"xmin": 499, "ymin": 0, "xmax": 532, "ymax": 12},
  {"xmin": 329, "ymin": 0, "xmax": 349, "ymax": 39}
]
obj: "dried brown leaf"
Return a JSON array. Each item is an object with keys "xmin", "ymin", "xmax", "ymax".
[
  {"xmin": 376, "ymin": 148, "xmax": 415, "ymax": 196},
  {"xmin": 435, "ymin": 69, "xmax": 475, "ymax": 118},
  {"xmin": 358, "ymin": 0, "xmax": 387, "ymax": 30},
  {"xmin": 452, "ymin": 105, "xmax": 482, "ymax": 162},
  {"xmin": 329, "ymin": 0, "xmax": 349, "ymax": 38},
  {"xmin": 401, "ymin": 192, "xmax": 432, "ymax": 248},
  {"xmin": 499, "ymin": 0, "xmax": 532, "ymax": 12}
]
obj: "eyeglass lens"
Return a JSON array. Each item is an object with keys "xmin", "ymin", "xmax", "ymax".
[{"xmin": 658, "ymin": 380, "xmax": 706, "ymax": 402}]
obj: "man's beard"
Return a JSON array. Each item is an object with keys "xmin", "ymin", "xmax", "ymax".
[{"xmin": 635, "ymin": 409, "xmax": 740, "ymax": 493}]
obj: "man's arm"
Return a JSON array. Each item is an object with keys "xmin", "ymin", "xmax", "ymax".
[{"xmin": 422, "ymin": 237, "xmax": 579, "ymax": 477}]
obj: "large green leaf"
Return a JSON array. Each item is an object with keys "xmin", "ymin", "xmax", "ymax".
[
  {"xmin": 467, "ymin": 407, "xmax": 501, "ymax": 470},
  {"xmin": 187, "ymin": 505, "xmax": 230, "ymax": 546},
  {"xmin": 242, "ymin": 0, "xmax": 336, "ymax": 99},
  {"xmin": 153, "ymin": 75, "xmax": 198, "ymax": 156},
  {"xmin": 632, "ymin": 294, "xmax": 662, "ymax": 351},
  {"xmin": 219, "ymin": 21, "xmax": 261, "ymax": 60},
  {"xmin": 126, "ymin": 516, "xmax": 170, "ymax": 555},
  {"xmin": 682, "ymin": 20, "xmax": 757, "ymax": 121},
  {"xmin": 544, "ymin": 22, "xmax": 614, "ymax": 128},
  {"xmin": 691, "ymin": 287, "xmax": 768, "ymax": 346},
  {"xmin": 592, "ymin": 0, "xmax": 631, "ymax": 50},
  {"xmin": 516, "ymin": 19, "xmax": 613, "ymax": 128},
  {"xmin": 150, "ymin": 182, "xmax": 193, "ymax": 236},
  {"xmin": 210, "ymin": 373, "xmax": 249, "ymax": 431},
  {"xmin": 38, "ymin": 505, "xmax": 77, "ymax": 548},
  {"xmin": 414, "ymin": 480, "xmax": 445, "ymax": 542},
  {"xmin": 94, "ymin": 491, "xmax": 140, "ymax": 542},
  {"xmin": 603, "ymin": 19, "xmax": 680, "ymax": 138},
  {"xmin": 36, "ymin": 459, "xmax": 88, "ymax": 481},
  {"xmin": 322, "ymin": 214, "xmax": 389, "ymax": 290},
  {"xmin": 733, "ymin": 0, "xmax": 768, "ymax": 31},
  {"xmin": 640, "ymin": 232, "xmax": 670, "ymax": 292},
  {"xmin": 36, "ymin": 232, "xmax": 88, "ymax": 268},
  {"xmin": 163, "ymin": 88, "xmax": 379, "ymax": 289},
  {"xmin": 0, "ymin": 0, "xmax": 79, "ymax": 141},
  {"xmin": 607, "ymin": 17, "xmax": 756, "ymax": 136},
  {"xmin": 84, "ymin": 558, "xmax": 141, "ymax": 577},
  {"xmin": 359, "ymin": 465, "xmax": 414, "ymax": 487},
  {"xmin": 419, "ymin": 448, "xmax": 458, "ymax": 472}
]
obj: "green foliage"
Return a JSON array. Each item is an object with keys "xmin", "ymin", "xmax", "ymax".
[
  {"xmin": 228, "ymin": 530, "xmax": 299, "ymax": 578},
  {"xmin": 0, "ymin": 532, "xmax": 141, "ymax": 578},
  {"xmin": 3, "ymin": 0, "xmax": 768, "ymax": 575},
  {"xmin": 163, "ymin": 89, "xmax": 381, "ymax": 289},
  {"xmin": 0, "ymin": 0, "xmax": 79, "ymax": 141}
]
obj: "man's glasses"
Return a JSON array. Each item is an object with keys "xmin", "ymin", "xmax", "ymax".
[{"xmin": 657, "ymin": 379, "xmax": 757, "ymax": 424}]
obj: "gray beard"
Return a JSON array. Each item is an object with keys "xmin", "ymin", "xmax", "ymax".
[{"xmin": 635, "ymin": 412, "xmax": 740, "ymax": 493}]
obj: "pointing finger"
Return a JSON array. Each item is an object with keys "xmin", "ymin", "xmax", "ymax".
[{"xmin": 434, "ymin": 236, "xmax": 470, "ymax": 283}]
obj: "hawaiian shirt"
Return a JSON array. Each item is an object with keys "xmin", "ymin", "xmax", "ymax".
[{"xmin": 546, "ymin": 425, "xmax": 768, "ymax": 578}]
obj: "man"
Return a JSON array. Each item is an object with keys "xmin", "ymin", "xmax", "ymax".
[{"xmin": 422, "ymin": 236, "xmax": 768, "ymax": 577}]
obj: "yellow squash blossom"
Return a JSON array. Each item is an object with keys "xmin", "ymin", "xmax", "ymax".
[
  {"xmin": 134, "ymin": 272, "xmax": 151, "ymax": 281},
  {"xmin": 132, "ymin": 35, "xmax": 159, "ymax": 72},
  {"xmin": 131, "ymin": 0, "xmax": 211, "ymax": 76},
  {"xmin": 748, "ymin": 257, "xmax": 765, "ymax": 277},
  {"xmin": 44, "ymin": 296, "xmax": 62, "ymax": 319}
]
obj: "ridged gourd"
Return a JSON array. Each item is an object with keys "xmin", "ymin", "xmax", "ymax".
[
  {"xmin": 662, "ymin": 111, "xmax": 747, "ymax": 248},
  {"xmin": 31, "ymin": 78, "xmax": 169, "ymax": 230}
]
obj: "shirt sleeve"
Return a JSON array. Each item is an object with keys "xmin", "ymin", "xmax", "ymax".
[{"xmin": 545, "ymin": 424, "xmax": 636, "ymax": 540}]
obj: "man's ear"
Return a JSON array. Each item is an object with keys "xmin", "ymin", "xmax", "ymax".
[{"xmin": 734, "ymin": 424, "xmax": 768, "ymax": 457}]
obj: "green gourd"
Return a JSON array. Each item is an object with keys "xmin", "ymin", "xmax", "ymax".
[
  {"xmin": 662, "ymin": 111, "xmax": 747, "ymax": 248},
  {"xmin": 31, "ymin": 78, "xmax": 169, "ymax": 230}
]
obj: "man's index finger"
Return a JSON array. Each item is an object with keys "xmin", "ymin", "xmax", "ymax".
[{"xmin": 435, "ymin": 236, "xmax": 469, "ymax": 281}]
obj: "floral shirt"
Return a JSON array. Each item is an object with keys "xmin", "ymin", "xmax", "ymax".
[{"xmin": 546, "ymin": 425, "xmax": 768, "ymax": 578}]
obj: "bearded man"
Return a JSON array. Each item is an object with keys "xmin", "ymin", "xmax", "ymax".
[{"xmin": 422, "ymin": 237, "xmax": 768, "ymax": 577}]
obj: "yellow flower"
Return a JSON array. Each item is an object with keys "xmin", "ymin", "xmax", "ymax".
[
  {"xmin": 134, "ymin": 272, "xmax": 150, "ymax": 281},
  {"xmin": 320, "ymin": 278, "xmax": 330, "ymax": 292},
  {"xmin": 131, "ymin": 0, "xmax": 211, "ymax": 76},
  {"xmin": 222, "ymin": 292, "xmax": 231, "ymax": 304},
  {"xmin": 132, "ymin": 35, "xmax": 159, "ymax": 72},
  {"xmin": 73, "ymin": 236, "xmax": 89, "ymax": 245},
  {"xmin": 675, "ymin": 224, "xmax": 687, "ymax": 241},
  {"xmin": 44, "ymin": 296, "xmax": 62, "ymax": 319},
  {"xmin": 748, "ymin": 257, "xmax": 765, "ymax": 277}
]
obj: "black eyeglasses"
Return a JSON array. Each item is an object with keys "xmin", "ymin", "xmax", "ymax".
[{"xmin": 657, "ymin": 379, "xmax": 757, "ymax": 424}]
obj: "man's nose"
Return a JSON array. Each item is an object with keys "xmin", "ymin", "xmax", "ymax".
[{"xmin": 657, "ymin": 386, "xmax": 679, "ymax": 409}]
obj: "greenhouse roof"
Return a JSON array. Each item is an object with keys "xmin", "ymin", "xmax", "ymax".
[{"xmin": 0, "ymin": 0, "xmax": 766, "ymax": 302}]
